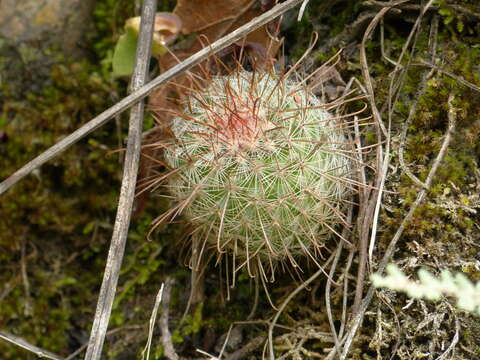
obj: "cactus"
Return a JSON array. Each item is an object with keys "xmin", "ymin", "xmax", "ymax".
[{"xmin": 158, "ymin": 66, "xmax": 356, "ymax": 273}]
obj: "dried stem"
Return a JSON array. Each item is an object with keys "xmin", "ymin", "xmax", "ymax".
[
  {"xmin": 325, "ymin": 206, "xmax": 352, "ymax": 359},
  {"xmin": 141, "ymin": 284, "xmax": 164, "ymax": 360},
  {"xmin": 339, "ymin": 93, "xmax": 456, "ymax": 359},
  {"xmin": 364, "ymin": 0, "xmax": 480, "ymax": 21},
  {"xmin": 398, "ymin": 15, "xmax": 439, "ymax": 190},
  {"xmin": 225, "ymin": 336, "xmax": 266, "ymax": 360},
  {"xmin": 352, "ymin": 0, "xmax": 412, "ymax": 315},
  {"xmin": 0, "ymin": 330, "xmax": 62, "ymax": 360},
  {"xmin": 64, "ymin": 326, "xmax": 143, "ymax": 360},
  {"xmin": 83, "ymin": 1, "xmax": 156, "ymax": 359},
  {"xmin": 20, "ymin": 239, "xmax": 32, "ymax": 317},
  {"xmin": 268, "ymin": 253, "xmax": 336, "ymax": 360},
  {"xmin": 160, "ymin": 278, "xmax": 178, "ymax": 360},
  {"xmin": 415, "ymin": 61, "xmax": 480, "ymax": 93}
]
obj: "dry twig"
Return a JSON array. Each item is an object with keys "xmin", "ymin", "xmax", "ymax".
[
  {"xmin": 65, "ymin": 326, "xmax": 143, "ymax": 360},
  {"xmin": 20, "ymin": 239, "xmax": 32, "ymax": 317},
  {"xmin": 436, "ymin": 303, "xmax": 460, "ymax": 360},
  {"xmin": 364, "ymin": 0, "xmax": 480, "ymax": 21},
  {"xmin": 325, "ymin": 243, "xmax": 344, "ymax": 359},
  {"xmin": 83, "ymin": 1, "xmax": 157, "ymax": 359},
  {"xmin": 268, "ymin": 253, "xmax": 336, "ymax": 360},
  {"xmin": 225, "ymin": 336, "xmax": 266, "ymax": 360},
  {"xmin": 0, "ymin": 330, "xmax": 62, "ymax": 360},
  {"xmin": 318, "ymin": 11, "xmax": 378, "ymax": 54},
  {"xmin": 353, "ymin": 0, "xmax": 413, "ymax": 316},
  {"xmin": 415, "ymin": 61, "xmax": 480, "ymax": 93},
  {"xmin": 398, "ymin": 15, "xmax": 439, "ymax": 190},
  {"xmin": 338, "ymin": 92, "xmax": 456, "ymax": 359},
  {"xmin": 160, "ymin": 278, "xmax": 178, "ymax": 360},
  {"xmin": 142, "ymin": 283, "xmax": 165, "ymax": 360}
]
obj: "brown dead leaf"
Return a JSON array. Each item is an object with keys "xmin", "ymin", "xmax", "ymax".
[
  {"xmin": 150, "ymin": 0, "xmax": 281, "ymax": 111},
  {"xmin": 137, "ymin": 0, "xmax": 282, "ymax": 214},
  {"xmin": 172, "ymin": 0, "xmax": 281, "ymax": 50},
  {"xmin": 126, "ymin": 12, "xmax": 182, "ymax": 46},
  {"xmin": 174, "ymin": 0, "xmax": 254, "ymax": 37},
  {"xmin": 153, "ymin": 12, "xmax": 182, "ymax": 44}
]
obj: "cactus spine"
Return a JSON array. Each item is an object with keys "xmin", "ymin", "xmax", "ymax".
[{"xmin": 162, "ymin": 67, "xmax": 354, "ymax": 271}]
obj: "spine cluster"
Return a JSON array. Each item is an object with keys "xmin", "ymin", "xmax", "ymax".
[{"xmin": 162, "ymin": 68, "xmax": 355, "ymax": 271}]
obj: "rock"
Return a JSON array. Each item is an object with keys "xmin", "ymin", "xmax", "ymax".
[{"xmin": 0, "ymin": 0, "xmax": 96, "ymax": 97}]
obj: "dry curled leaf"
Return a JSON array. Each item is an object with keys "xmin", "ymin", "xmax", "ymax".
[
  {"xmin": 126, "ymin": 12, "xmax": 182, "ymax": 46},
  {"xmin": 153, "ymin": 12, "xmax": 182, "ymax": 44},
  {"xmin": 113, "ymin": 13, "xmax": 182, "ymax": 78}
]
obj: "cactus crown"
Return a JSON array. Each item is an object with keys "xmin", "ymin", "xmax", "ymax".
[{"xmin": 159, "ymin": 66, "xmax": 356, "ymax": 274}]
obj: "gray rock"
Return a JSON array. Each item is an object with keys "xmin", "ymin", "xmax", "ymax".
[
  {"xmin": 0, "ymin": 0, "xmax": 96, "ymax": 97},
  {"xmin": 0, "ymin": 0, "xmax": 95, "ymax": 55}
]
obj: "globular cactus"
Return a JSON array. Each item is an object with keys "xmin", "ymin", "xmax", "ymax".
[{"xmin": 159, "ymin": 66, "xmax": 355, "ymax": 273}]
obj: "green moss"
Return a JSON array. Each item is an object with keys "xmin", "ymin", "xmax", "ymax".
[
  {"xmin": 0, "ymin": 0, "xmax": 180, "ymax": 358},
  {"xmin": 90, "ymin": 0, "xmax": 136, "ymax": 61},
  {"xmin": 172, "ymin": 303, "xmax": 204, "ymax": 343},
  {"xmin": 355, "ymin": 5, "xmax": 480, "ymax": 357}
]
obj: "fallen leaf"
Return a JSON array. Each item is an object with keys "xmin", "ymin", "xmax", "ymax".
[
  {"xmin": 174, "ymin": 0, "xmax": 253, "ymax": 36},
  {"xmin": 153, "ymin": 12, "xmax": 182, "ymax": 45}
]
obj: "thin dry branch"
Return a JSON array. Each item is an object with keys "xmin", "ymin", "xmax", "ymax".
[
  {"xmin": 436, "ymin": 303, "xmax": 460, "ymax": 360},
  {"xmin": 353, "ymin": 0, "xmax": 413, "ymax": 316},
  {"xmin": 225, "ymin": 336, "xmax": 266, "ymax": 360},
  {"xmin": 65, "ymin": 325, "xmax": 143, "ymax": 360},
  {"xmin": 0, "ymin": 0, "xmax": 306, "ymax": 196},
  {"xmin": 364, "ymin": 0, "xmax": 480, "ymax": 21},
  {"xmin": 0, "ymin": 330, "xmax": 62, "ymax": 360},
  {"xmin": 83, "ymin": 1, "xmax": 156, "ymax": 359},
  {"xmin": 20, "ymin": 239, "xmax": 32, "ymax": 316},
  {"xmin": 160, "ymin": 278, "xmax": 178, "ymax": 360},
  {"xmin": 339, "ymin": 1, "xmax": 445, "ymax": 356},
  {"xmin": 415, "ymin": 61, "xmax": 480, "ymax": 93},
  {"xmin": 338, "ymin": 93, "xmax": 456, "ymax": 359},
  {"xmin": 268, "ymin": 253, "xmax": 336, "ymax": 360},
  {"xmin": 355, "ymin": 0, "xmax": 436, "ymax": 315},
  {"xmin": 142, "ymin": 283, "xmax": 165, "ymax": 360},
  {"xmin": 325, "ymin": 207, "xmax": 352, "ymax": 358},
  {"xmin": 398, "ymin": 15, "xmax": 439, "ymax": 190},
  {"xmin": 367, "ymin": 0, "xmax": 437, "ymax": 266},
  {"xmin": 318, "ymin": 11, "xmax": 378, "ymax": 54}
]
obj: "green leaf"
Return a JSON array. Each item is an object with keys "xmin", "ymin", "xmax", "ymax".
[
  {"xmin": 82, "ymin": 220, "xmax": 95, "ymax": 234},
  {"xmin": 112, "ymin": 27, "xmax": 138, "ymax": 78},
  {"xmin": 54, "ymin": 276, "xmax": 78, "ymax": 288},
  {"xmin": 456, "ymin": 20, "xmax": 464, "ymax": 33},
  {"xmin": 438, "ymin": 8, "xmax": 452, "ymax": 17}
]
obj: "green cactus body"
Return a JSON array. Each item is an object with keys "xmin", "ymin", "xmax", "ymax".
[{"xmin": 164, "ymin": 69, "xmax": 352, "ymax": 267}]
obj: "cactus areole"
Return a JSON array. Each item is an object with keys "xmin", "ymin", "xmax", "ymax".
[{"xmin": 163, "ymin": 69, "xmax": 353, "ymax": 268}]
